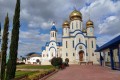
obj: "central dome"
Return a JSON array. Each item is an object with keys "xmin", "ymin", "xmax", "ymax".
[{"xmin": 69, "ymin": 10, "xmax": 82, "ymax": 21}]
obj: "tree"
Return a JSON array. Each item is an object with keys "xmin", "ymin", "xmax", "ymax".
[
  {"xmin": 1, "ymin": 13, "xmax": 9, "ymax": 80},
  {"xmin": 6, "ymin": 0, "xmax": 20, "ymax": 79}
]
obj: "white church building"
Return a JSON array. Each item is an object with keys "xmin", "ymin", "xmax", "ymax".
[{"xmin": 41, "ymin": 10, "xmax": 99, "ymax": 65}]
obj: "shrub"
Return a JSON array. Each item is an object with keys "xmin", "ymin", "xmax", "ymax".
[{"xmin": 51, "ymin": 57, "xmax": 63, "ymax": 67}]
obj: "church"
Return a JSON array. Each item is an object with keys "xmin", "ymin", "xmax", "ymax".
[{"xmin": 41, "ymin": 9, "xmax": 99, "ymax": 65}]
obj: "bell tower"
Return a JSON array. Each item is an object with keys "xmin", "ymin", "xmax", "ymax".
[{"xmin": 50, "ymin": 22, "xmax": 57, "ymax": 41}]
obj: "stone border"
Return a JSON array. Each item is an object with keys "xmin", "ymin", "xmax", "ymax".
[{"xmin": 40, "ymin": 70, "xmax": 58, "ymax": 80}]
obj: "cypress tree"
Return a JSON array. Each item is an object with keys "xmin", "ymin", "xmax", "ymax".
[
  {"xmin": 1, "ymin": 13, "xmax": 9, "ymax": 80},
  {"xmin": 6, "ymin": 0, "xmax": 20, "ymax": 79}
]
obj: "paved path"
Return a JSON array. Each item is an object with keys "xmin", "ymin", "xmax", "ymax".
[{"xmin": 46, "ymin": 65, "xmax": 120, "ymax": 80}]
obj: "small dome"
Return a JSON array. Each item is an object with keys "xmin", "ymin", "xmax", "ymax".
[
  {"xmin": 51, "ymin": 25, "xmax": 57, "ymax": 31},
  {"xmin": 82, "ymin": 28, "xmax": 87, "ymax": 33},
  {"xmin": 62, "ymin": 20, "xmax": 69, "ymax": 28},
  {"xmin": 69, "ymin": 10, "xmax": 82, "ymax": 21},
  {"xmin": 86, "ymin": 19, "xmax": 94, "ymax": 28}
]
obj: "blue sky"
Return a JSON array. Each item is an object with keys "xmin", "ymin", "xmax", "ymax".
[{"xmin": 0, "ymin": 0, "xmax": 120, "ymax": 57}]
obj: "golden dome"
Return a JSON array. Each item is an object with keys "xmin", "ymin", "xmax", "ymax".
[
  {"xmin": 69, "ymin": 10, "xmax": 82, "ymax": 21},
  {"xmin": 82, "ymin": 28, "xmax": 87, "ymax": 33},
  {"xmin": 86, "ymin": 19, "xmax": 94, "ymax": 28},
  {"xmin": 62, "ymin": 20, "xmax": 70, "ymax": 28}
]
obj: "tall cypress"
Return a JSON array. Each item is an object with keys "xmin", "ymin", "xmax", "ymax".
[
  {"xmin": 6, "ymin": 0, "xmax": 20, "ymax": 79},
  {"xmin": 1, "ymin": 14, "xmax": 9, "ymax": 80}
]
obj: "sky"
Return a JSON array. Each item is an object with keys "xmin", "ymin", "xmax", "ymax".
[{"xmin": 0, "ymin": 0, "xmax": 120, "ymax": 57}]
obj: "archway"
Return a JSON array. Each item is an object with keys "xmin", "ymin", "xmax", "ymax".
[{"xmin": 79, "ymin": 50, "xmax": 84, "ymax": 61}]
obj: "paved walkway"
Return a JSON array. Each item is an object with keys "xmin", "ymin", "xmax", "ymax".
[{"xmin": 46, "ymin": 65, "xmax": 120, "ymax": 80}]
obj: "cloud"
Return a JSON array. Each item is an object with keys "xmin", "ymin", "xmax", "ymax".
[{"xmin": 98, "ymin": 16, "xmax": 120, "ymax": 35}]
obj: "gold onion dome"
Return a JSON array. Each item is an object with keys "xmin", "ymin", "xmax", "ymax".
[
  {"xmin": 86, "ymin": 19, "xmax": 94, "ymax": 28},
  {"xmin": 82, "ymin": 28, "xmax": 87, "ymax": 33},
  {"xmin": 69, "ymin": 10, "xmax": 82, "ymax": 21},
  {"xmin": 62, "ymin": 20, "xmax": 70, "ymax": 28}
]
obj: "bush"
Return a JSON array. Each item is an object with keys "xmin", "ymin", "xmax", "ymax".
[{"xmin": 51, "ymin": 57, "xmax": 63, "ymax": 67}]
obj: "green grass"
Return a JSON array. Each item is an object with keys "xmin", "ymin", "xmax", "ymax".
[
  {"xmin": 17, "ymin": 65, "xmax": 54, "ymax": 69},
  {"xmin": 15, "ymin": 71, "xmax": 38, "ymax": 78}
]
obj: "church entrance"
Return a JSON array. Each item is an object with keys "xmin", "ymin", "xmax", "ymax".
[{"xmin": 79, "ymin": 50, "xmax": 84, "ymax": 61}]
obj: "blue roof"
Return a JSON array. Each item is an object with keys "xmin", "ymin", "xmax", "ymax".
[
  {"xmin": 96, "ymin": 35, "xmax": 120, "ymax": 51},
  {"xmin": 57, "ymin": 42, "xmax": 62, "ymax": 46},
  {"xmin": 41, "ymin": 47, "xmax": 45, "ymax": 51},
  {"xmin": 51, "ymin": 25, "xmax": 57, "ymax": 31}
]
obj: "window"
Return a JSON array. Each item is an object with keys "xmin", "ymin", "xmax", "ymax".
[
  {"xmin": 86, "ymin": 53, "xmax": 88, "ymax": 56},
  {"xmin": 73, "ymin": 53, "xmax": 75, "ymax": 56},
  {"xmin": 66, "ymin": 53, "xmax": 68, "ymax": 56},
  {"xmin": 66, "ymin": 41, "xmax": 68, "ymax": 48},
  {"xmin": 47, "ymin": 54, "xmax": 48, "ymax": 57},
  {"xmin": 43, "ymin": 54, "xmax": 44, "ymax": 57},
  {"xmin": 51, "ymin": 53, "xmax": 53, "ymax": 57},
  {"xmin": 92, "ymin": 41, "xmax": 94, "ymax": 48},
  {"xmin": 86, "ymin": 40, "xmax": 87, "ymax": 47},
  {"xmin": 79, "ymin": 38, "xmax": 81, "ymax": 42},
  {"xmin": 80, "ymin": 23, "xmax": 81, "ymax": 29},
  {"xmin": 72, "ymin": 22, "xmax": 73, "ymax": 29},
  {"xmin": 53, "ymin": 32, "xmax": 54, "ymax": 37},
  {"xmin": 66, "ymin": 28, "xmax": 67, "ymax": 33},
  {"xmin": 92, "ymin": 53, "xmax": 94, "ymax": 56},
  {"xmin": 55, "ymin": 32, "xmax": 56, "ymax": 37},
  {"xmin": 76, "ymin": 22, "xmax": 78, "ymax": 28},
  {"xmin": 73, "ymin": 40, "xmax": 74, "ymax": 48}
]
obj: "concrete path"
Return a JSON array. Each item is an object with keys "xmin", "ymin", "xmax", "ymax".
[{"xmin": 46, "ymin": 65, "xmax": 120, "ymax": 80}]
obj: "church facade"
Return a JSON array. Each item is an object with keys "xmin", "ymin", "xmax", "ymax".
[{"xmin": 41, "ymin": 10, "xmax": 99, "ymax": 65}]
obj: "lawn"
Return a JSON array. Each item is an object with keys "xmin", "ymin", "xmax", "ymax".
[
  {"xmin": 15, "ymin": 65, "xmax": 55, "ymax": 79},
  {"xmin": 17, "ymin": 64, "xmax": 54, "ymax": 69},
  {"xmin": 15, "ymin": 71, "xmax": 38, "ymax": 78}
]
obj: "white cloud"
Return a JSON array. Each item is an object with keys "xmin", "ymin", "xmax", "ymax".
[{"xmin": 98, "ymin": 16, "xmax": 120, "ymax": 35}]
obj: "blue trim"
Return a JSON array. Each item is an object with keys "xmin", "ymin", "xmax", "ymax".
[
  {"xmin": 75, "ymin": 33, "xmax": 85, "ymax": 37},
  {"xmin": 75, "ymin": 43, "xmax": 87, "ymax": 50},
  {"xmin": 49, "ymin": 47, "xmax": 56, "ymax": 52},
  {"xmin": 70, "ymin": 29, "xmax": 82, "ymax": 33}
]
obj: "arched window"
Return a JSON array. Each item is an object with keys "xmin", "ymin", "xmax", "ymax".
[
  {"xmin": 76, "ymin": 22, "xmax": 78, "ymax": 28},
  {"xmin": 92, "ymin": 53, "xmax": 94, "ymax": 56},
  {"xmin": 72, "ymin": 22, "xmax": 73, "ymax": 29},
  {"xmin": 51, "ymin": 53, "xmax": 53, "ymax": 57},
  {"xmin": 66, "ymin": 41, "xmax": 68, "ymax": 48},
  {"xmin": 66, "ymin": 53, "xmax": 68, "ymax": 56},
  {"xmin": 86, "ymin": 40, "xmax": 87, "ymax": 47},
  {"xmin": 66, "ymin": 28, "xmax": 67, "ymax": 33},
  {"xmin": 92, "ymin": 41, "xmax": 94, "ymax": 48},
  {"xmin": 79, "ymin": 38, "xmax": 81, "ymax": 42},
  {"xmin": 73, "ymin": 40, "xmax": 74, "ymax": 48},
  {"xmin": 73, "ymin": 53, "xmax": 75, "ymax": 56},
  {"xmin": 53, "ymin": 32, "xmax": 54, "ymax": 37},
  {"xmin": 47, "ymin": 54, "xmax": 48, "ymax": 57},
  {"xmin": 80, "ymin": 22, "xmax": 81, "ymax": 29},
  {"xmin": 55, "ymin": 32, "xmax": 56, "ymax": 37}
]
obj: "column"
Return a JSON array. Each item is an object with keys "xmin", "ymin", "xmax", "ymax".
[
  {"xmin": 110, "ymin": 48, "xmax": 115, "ymax": 70},
  {"xmin": 118, "ymin": 44, "xmax": 120, "ymax": 70},
  {"xmin": 100, "ymin": 52, "xmax": 102, "ymax": 66}
]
